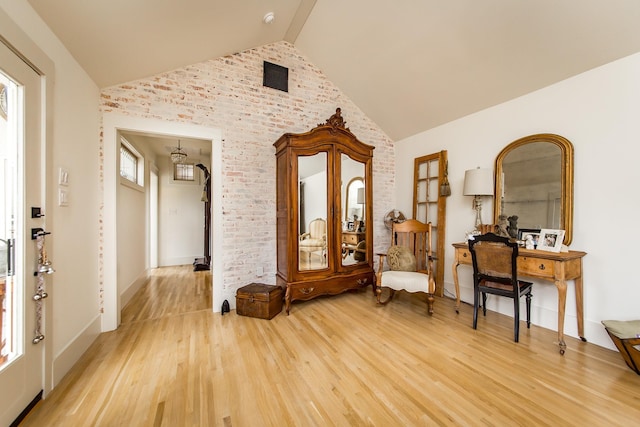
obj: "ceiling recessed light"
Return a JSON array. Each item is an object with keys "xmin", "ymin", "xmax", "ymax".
[{"xmin": 263, "ymin": 12, "xmax": 275, "ymax": 24}]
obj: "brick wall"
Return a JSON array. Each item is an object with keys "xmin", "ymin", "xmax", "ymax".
[{"xmin": 100, "ymin": 41, "xmax": 395, "ymax": 296}]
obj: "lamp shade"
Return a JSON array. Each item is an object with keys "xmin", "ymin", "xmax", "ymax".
[{"xmin": 463, "ymin": 168, "xmax": 493, "ymax": 196}]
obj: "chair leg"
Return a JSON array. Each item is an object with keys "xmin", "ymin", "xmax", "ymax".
[
  {"xmin": 482, "ymin": 293, "xmax": 487, "ymax": 316},
  {"xmin": 376, "ymin": 286, "xmax": 395, "ymax": 305},
  {"xmin": 514, "ymin": 297, "xmax": 520, "ymax": 343},
  {"xmin": 426, "ymin": 293, "xmax": 434, "ymax": 315},
  {"xmin": 473, "ymin": 289, "xmax": 479, "ymax": 330},
  {"xmin": 526, "ymin": 292, "xmax": 532, "ymax": 328}
]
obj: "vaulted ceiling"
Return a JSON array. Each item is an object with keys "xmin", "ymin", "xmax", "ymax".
[{"xmin": 27, "ymin": 0, "xmax": 640, "ymax": 140}]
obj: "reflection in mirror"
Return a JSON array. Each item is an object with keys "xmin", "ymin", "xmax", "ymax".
[
  {"xmin": 298, "ymin": 153, "xmax": 328, "ymax": 271},
  {"xmin": 341, "ymin": 154, "xmax": 366, "ymax": 266},
  {"xmin": 345, "ymin": 177, "xmax": 364, "ymax": 223},
  {"xmin": 494, "ymin": 134, "xmax": 574, "ymax": 244}
]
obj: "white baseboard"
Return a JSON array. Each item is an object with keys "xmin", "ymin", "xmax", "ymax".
[
  {"xmin": 159, "ymin": 256, "xmax": 201, "ymax": 267},
  {"xmin": 120, "ymin": 270, "xmax": 149, "ymax": 309},
  {"xmin": 52, "ymin": 314, "xmax": 101, "ymax": 387},
  {"xmin": 443, "ymin": 281, "xmax": 614, "ymax": 351}
]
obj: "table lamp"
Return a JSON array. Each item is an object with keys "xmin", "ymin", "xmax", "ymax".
[{"xmin": 463, "ymin": 167, "xmax": 493, "ymax": 229}]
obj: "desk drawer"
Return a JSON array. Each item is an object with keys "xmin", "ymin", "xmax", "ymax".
[
  {"xmin": 342, "ymin": 232, "xmax": 365, "ymax": 246},
  {"xmin": 518, "ymin": 256, "xmax": 555, "ymax": 279},
  {"xmin": 457, "ymin": 248, "xmax": 472, "ymax": 265},
  {"xmin": 343, "ymin": 234, "xmax": 359, "ymax": 245}
]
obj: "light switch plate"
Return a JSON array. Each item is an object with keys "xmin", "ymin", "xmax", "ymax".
[
  {"xmin": 58, "ymin": 188, "xmax": 69, "ymax": 206},
  {"xmin": 59, "ymin": 168, "xmax": 69, "ymax": 186}
]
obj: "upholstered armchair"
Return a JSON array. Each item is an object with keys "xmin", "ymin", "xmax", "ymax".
[
  {"xmin": 299, "ymin": 218, "xmax": 327, "ymax": 265},
  {"xmin": 376, "ymin": 219, "xmax": 436, "ymax": 315}
]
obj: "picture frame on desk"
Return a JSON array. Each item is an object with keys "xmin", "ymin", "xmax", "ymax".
[
  {"xmin": 518, "ymin": 228, "xmax": 540, "ymax": 248},
  {"xmin": 537, "ymin": 229, "xmax": 565, "ymax": 253}
]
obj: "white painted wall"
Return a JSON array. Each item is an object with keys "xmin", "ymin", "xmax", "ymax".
[
  {"xmin": 301, "ymin": 171, "xmax": 327, "ymax": 230},
  {"xmin": 149, "ymin": 168, "xmax": 158, "ymax": 268},
  {"xmin": 117, "ymin": 178, "xmax": 146, "ymax": 303},
  {"xmin": 158, "ymin": 157, "xmax": 210, "ymax": 266},
  {"xmin": 396, "ymin": 52, "xmax": 640, "ymax": 350}
]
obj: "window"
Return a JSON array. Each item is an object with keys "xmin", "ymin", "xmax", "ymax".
[
  {"xmin": 120, "ymin": 137, "xmax": 144, "ymax": 186},
  {"xmin": 120, "ymin": 144, "xmax": 137, "ymax": 182},
  {"xmin": 174, "ymin": 163, "xmax": 194, "ymax": 181}
]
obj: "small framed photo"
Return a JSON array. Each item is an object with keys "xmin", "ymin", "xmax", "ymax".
[
  {"xmin": 537, "ymin": 229, "xmax": 565, "ymax": 252},
  {"xmin": 518, "ymin": 229, "xmax": 540, "ymax": 248}
]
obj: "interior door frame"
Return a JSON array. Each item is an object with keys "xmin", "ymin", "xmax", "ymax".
[
  {"xmin": 149, "ymin": 166, "xmax": 158, "ymax": 268},
  {"xmin": 102, "ymin": 114, "xmax": 223, "ymax": 331}
]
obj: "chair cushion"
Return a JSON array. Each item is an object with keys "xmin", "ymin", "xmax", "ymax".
[
  {"xmin": 299, "ymin": 238, "xmax": 324, "ymax": 247},
  {"xmin": 387, "ymin": 245, "xmax": 416, "ymax": 272},
  {"xmin": 602, "ymin": 320, "xmax": 640, "ymax": 339},
  {"xmin": 380, "ymin": 270, "xmax": 429, "ymax": 293}
]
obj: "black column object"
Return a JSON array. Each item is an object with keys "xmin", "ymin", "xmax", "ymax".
[
  {"xmin": 193, "ymin": 164, "xmax": 211, "ymax": 271},
  {"xmin": 221, "ymin": 299, "xmax": 230, "ymax": 315}
]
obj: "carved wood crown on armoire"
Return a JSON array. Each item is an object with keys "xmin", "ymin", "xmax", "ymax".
[{"xmin": 274, "ymin": 108, "xmax": 375, "ymax": 314}]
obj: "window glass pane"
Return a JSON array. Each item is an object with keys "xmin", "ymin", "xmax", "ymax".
[
  {"xmin": 0, "ymin": 74, "xmax": 19, "ymax": 366},
  {"xmin": 120, "ymin": 145, "xmax": 137, "ymax": 183},
  {"xmin": 174, "ymin": 163, "xmax": 194, "ymax": 181}
]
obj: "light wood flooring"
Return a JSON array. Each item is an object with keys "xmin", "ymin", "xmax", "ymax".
[{"xmin": 21, "ymin": 265, "xmax": 640, "ymax": 426}]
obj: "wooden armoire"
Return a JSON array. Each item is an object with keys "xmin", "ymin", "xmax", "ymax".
[{"xmin": 274, "ymin": 108, "xmax": 374, "ymax": 314}]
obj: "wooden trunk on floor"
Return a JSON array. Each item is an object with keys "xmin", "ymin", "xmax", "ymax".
[{"xmin": 236, "ymin": 283, "xmax": 283, "ymax": 320}]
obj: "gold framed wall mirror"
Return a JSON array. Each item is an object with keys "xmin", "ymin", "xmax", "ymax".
[{"xmin": 494, "ymin": 134, "xmax": 574, "ymax": 245}]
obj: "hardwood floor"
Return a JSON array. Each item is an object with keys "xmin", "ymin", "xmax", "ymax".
[{"xmin": 21, "ymin": 265, "xmax": 640, "ymax": 426}]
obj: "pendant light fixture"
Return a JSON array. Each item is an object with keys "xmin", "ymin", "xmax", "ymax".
[{"xmin": 171, "ymin": 140, "xmax": 187, "ymax": 164}]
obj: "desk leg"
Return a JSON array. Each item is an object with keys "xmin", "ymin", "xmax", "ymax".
[
  {"xmin": 575, "ymin": 273, "xmax": 586, "ymax": 342},
  {"xmin": 452, "ymin": 260, "xmax": 461, "ymax": 313},
  {"xmin": 556, "ymin": 279, "xmax": 568, "ymax": 355}
]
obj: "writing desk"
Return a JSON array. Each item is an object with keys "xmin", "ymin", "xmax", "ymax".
[{"xmin": 452, "ymin": 242, "xmax": 587, "ymax": 354}]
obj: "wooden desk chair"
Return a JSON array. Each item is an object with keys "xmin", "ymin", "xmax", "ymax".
[
  {"xmin": 468, "ymin": 233, "xmax": 533, "ymax": 342},
  {"xmin": 376, "ymin": 219, "xmax": 436, "ymax": 315}
]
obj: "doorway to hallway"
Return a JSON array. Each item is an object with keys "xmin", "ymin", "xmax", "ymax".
[
  {"xmin": 116, "ymin": 131, "xmax": 212, "ymax": 321},
  {"xmin": 101, "ymin": 113, "xmax": 222, "ymax": 331}
]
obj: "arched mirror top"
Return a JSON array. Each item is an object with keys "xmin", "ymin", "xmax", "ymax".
[
  {"xmin": 494, "ymin": 133, "xmax": 574, "ymax": 245},
  {"xmin": 345, "ymin": 177, "xmax": 364, "ymax": 222}
]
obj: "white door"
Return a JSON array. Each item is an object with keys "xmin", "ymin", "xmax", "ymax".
[{"xmin": 0, "ymin": 41, "xmax": 46, "ymax": 425}]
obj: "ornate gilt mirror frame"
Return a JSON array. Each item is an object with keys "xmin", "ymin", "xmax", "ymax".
[{"xmin": 494, "ymin": 133, "xmax": 574, "ymax": 245}]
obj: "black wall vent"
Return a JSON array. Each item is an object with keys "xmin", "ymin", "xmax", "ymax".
[{"xmin": 263, "ymin": 61, "xmax": 289, "ymax": 92}]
